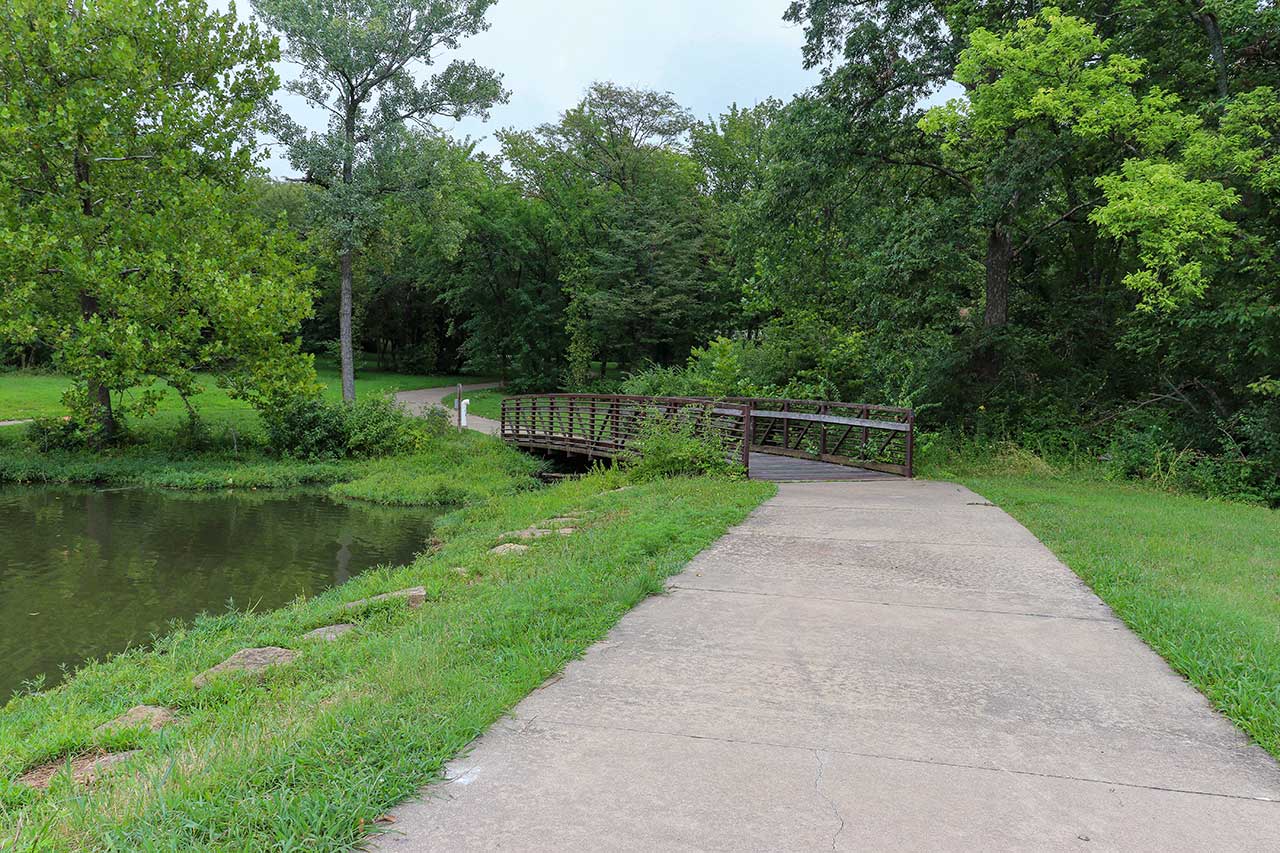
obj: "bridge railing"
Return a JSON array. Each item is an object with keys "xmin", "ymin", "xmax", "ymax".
[
  {"xmin": 729, "ymin": 398, "xmax": 914, "ymax": 477},
  {"xmin": 500, "ymin": 393, "xmax": 914, "ymax": 477},
  {"xmin": 500, "ymin": 394, "xmax": 753, "ymax": 469}
]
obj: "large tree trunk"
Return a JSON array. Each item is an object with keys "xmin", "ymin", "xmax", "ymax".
[
  {"xmin": 74, "ymin": 149, "xmax": 116, "ymax": 440},
  {"xmin": 1190, "ymin": 1, "xmax": 1230, "ymax": 98},
  {"xmin": 339, "ymin": 101, "xmax": 357, "ymax": 403},
  {"xmin": 983, "ymin": 226, "xmax": 1012, "ymax": 328},
  {"xmin": 977, "ymin": 225, "xmax": 1013, "ymax": 381},
  {"xmin": 339, "ymin": 248, "xmax": 356, "ymax": 403},
  {"xmin": 78, "ymin": 292, "xmax": 115, "ymax": 439}
]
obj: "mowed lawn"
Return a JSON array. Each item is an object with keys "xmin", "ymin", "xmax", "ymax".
[
  {"xmin": 957, "ymin": 471, "xmax": 1280, "ymax": 759},
  {"xmin": 442, "ymin": 388, "xmax": 510, "ymax": 421},
  {"xmin": 0, "ymin": 362, "xmax": 482, "ymax": 425}
]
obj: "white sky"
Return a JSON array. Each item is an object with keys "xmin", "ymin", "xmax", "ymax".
[{"xmin": 215, "ymin": 0, "xmax": 821, "ymax": 177}]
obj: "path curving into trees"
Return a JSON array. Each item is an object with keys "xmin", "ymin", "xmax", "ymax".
[{"xmin": 395, "ymin": 383, "xmax": 503, "ymax": 436}]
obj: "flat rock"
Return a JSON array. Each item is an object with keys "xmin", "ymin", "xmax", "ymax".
[
  {"xmin": 342, "ymin": 586, "xmax": 427, "ymax": 612},
  {"xmin": 19, "ymin": 749, "xmax": 140, "ymax": 790},
  {"xmin": 490, "ymin": 543, "xmax": 530, "ymax": 556},
  {"xmin": 304, "ymin": 623, "xmax": 355, "ymax": 641},
  {"xmin": 502, "ymin": 527, "xmax": 554, "ymax": 540},
  {"xmin": 95, "ymin": 705, "xmax": 176, "ymax": 736},
  {"xmin": 555, "ymin": 527, "xmax": 577, "ymax": 536},
  {"xmin": 192, "ymin": 646, "xmax": 297, "ymax": 688}
]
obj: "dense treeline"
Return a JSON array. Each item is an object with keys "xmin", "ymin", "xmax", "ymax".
[
  {"xmin": 3, "ymin": 1, "xmax": 1278, "ymax": 500},
  {"xmin": 266, "ymin": 2, "xmax": 1278, "ymax": 500}
]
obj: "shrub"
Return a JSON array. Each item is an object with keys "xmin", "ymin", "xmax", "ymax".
[
  {"xmin": 346, "ymin": 395, "xmax": 440, "ymax": 457},
  {"xmin": 25, "ymin": 415, "xmax": 115, "ymax": 452},
  {"xmin": 618, "ymin": 322, "xmax": 878, "ymax": 404},
  {"xmin": 622, "ymin": 408, "xmax": 745, "ymax": 482},
  {"xmin": 261, "ymin": 396, "xmax": 350, "ymax": 460},
  {"xmin": 261, "ymin": 394, "xmax": 434, "ymax": 461},
  {"xmin": 1104, "ymin": 412, "xmax": 1280, "ymax": 506}
]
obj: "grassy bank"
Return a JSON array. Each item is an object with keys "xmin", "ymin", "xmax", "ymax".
[
  {"xmin": 442, "ymin": 388, "xmax": 509, "ymax": 421},
  {"xmin": 922, "ymin": 441, "xmax": 1280, "ymax": 760},
  {"xmin": 0, "ymin": 361, "xmax": 521, "ymax": 507},
  {"xmin": 0, "ymin": 468, "xmax": 773, "ymax": 849},
  {"xmin": 0, "ymin": 429, "xmax": 537, "ymax": 509}
]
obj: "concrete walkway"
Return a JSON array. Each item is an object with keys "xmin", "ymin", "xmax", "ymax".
[
  {"xmin": 371, "ymin": 479, "xmax": 1280, "ymax": 851},
  {"xmin": 395, "ymin": 383, "xmax": 502, "ymax": 436}
]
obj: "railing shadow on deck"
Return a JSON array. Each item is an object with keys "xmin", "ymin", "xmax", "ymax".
[{"xmin": 499, "ymin": 394, "xmax": 914, "ymax": 478}]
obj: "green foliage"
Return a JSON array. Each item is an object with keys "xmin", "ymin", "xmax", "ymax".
[
  {"xmin": 262, "ymin": 397, "xmax": 354, "ymax": 461},
  {"xmin": 501, "ymin": 83, "xmax": 734, "ymax": 385},
  {"xmin": 24, "ymin": 416, "xmax": 113, "ymax": 454},
  {"xmin": 620, "ymin": 320, "xmax": 875, "ymax": 404},
  {"xmin": 722, "ymin": 1, "xmax": 1280, "ymax": 504},
  {"xmin": 622, "ymin": 409, "xmax": 745, "ymax": 482},
  {"xmin": 251, "ymin": 0, "xmax": 506, "ymax": 399},
  {"xmin": 1092, "ymin": 161, "xmax": 1239, "ymax": 310},
  {"xmin": 430, "ymin": 160, "xmax": 569, "ymax": 388},
  {"xmin": 261, "ymin": 394, "xmax": 438, "ymax": 461},
  {"xmin": 0, "ymin": 420, "xmax": 538, "ymax": 508},
  {"xmin": 1104, "ymin": 410, "xmax": 1279, "ymax": 505},
  {"xmin": 0, "ymin": 0, "xmax": 316, "ymax": 436}
]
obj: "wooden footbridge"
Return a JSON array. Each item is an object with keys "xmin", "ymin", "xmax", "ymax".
[{"xmin": 499, "ymin": 395, "xmax": 914, "ymax": 482}]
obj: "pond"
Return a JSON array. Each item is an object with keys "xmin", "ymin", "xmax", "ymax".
[{"xmin": 0, "ymin": 485, "xmax": 438, "ymax": 700}]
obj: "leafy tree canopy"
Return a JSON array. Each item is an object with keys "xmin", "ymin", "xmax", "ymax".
[{"xmin": 0, "ymin": 0, "xmax": 315, "ymax": 438}]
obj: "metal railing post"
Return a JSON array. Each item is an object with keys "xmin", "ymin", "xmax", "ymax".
[
  {"xmin": 905, "ymin": 411, "xmax": 915, "ymax": 478},
  {"xmin": 819, "ymin": 402, "xmax": 827, "ymax": 457}
]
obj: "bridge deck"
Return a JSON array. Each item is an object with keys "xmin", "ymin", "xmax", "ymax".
[{"xmin": 747, "ymin": 451, "xmax": 897, "ymax": 482}]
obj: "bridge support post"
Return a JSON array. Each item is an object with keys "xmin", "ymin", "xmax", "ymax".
[{"xmin": 741, "ymin": 404, "xmax": 753, "ymax": 475}]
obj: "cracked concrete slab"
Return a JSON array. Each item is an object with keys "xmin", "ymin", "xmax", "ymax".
[
  {"xmin": 369, "ymin": 480, "xmax": 1280, "ymax": 851},
  {"xmin": 676, "ymin": 532, "xmax": 1107, "ymax": 617}
]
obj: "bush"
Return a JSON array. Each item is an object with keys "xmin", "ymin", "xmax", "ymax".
[
  {"xmin": 622, "ymin": 408, "xmax": 745, "ymax": 482},
  {"xmin": 618, "ymin": 320, "xmax": 879, "ymax": 404},
  {"xmin": 25, "ymin": 415, "xmax": 115, "ymax": 452},
  {"xmin": 261, "ymin": 396, "xmax": 350, "ymax": 460},
  {"xmin": 262, "ymin": 394, "xmax": 436, "ymax": 461},
  {"xmin": 1104, "ymin": 414, "xmax": 1279, "ymax": 506},
  {"xmin": 346, "ymin": 395, "xmax": 441, "ymax": 457}
]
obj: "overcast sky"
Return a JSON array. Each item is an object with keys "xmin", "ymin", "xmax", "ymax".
[{"xmin": 217, "ymin": 1, "xmax": 821, "ymax": 177}]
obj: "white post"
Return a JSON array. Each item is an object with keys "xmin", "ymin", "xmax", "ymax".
[{"xmin": 461, "ymin": 399, "xmax": 471, "ymax": 428}]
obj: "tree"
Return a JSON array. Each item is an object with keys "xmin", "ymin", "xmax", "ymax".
[
  {"xmin": 252, "ymin": 0, "xmax": 507, "ymax": 402},
  {"xmin": 691, "ymin": 100, "xmax": 783, "ymax": 330},
  {"xmin": 0, "ymin": 0, "xmax": 315, "ymax": 440},
  {"xmin": 433, "ymin": 161, "xmax": 568, "ymax": 388},
  {"xmin": 501, "ymin": 83, "xmax": 733, "ymax": 386}
]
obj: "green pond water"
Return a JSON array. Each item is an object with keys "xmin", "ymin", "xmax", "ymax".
[{"xmin": 0, "ymin": 485, "xmax": 438, "ymax": 700}]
